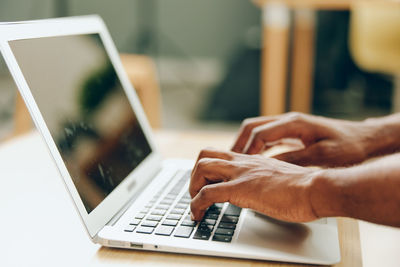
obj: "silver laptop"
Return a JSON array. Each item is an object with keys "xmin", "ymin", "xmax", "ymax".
[{"xmin": 0, "ymin": 16, "xmax": 340, "ymax": 265}]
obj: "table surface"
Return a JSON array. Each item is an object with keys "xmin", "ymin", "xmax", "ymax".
[{"xmin": 0, "ymin": 130, "xmax": 397, "ymax": 267}]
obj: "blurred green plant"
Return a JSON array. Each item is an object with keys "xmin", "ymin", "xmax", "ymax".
[{"xmin": 79, "ymin": 60, "xmax": 117, "ymax": 116}]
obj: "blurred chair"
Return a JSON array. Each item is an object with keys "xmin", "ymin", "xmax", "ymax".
[
  {"xmin": 120, "ymin": 54, "xmax": 162, "ymax": 128},
  {"xmin": 11, "ymin": 54, "xmax": 162, "ymax": 138},
  {"xmin": 349, "ymin": 0, "xmax": 400, "ymax": 112}
]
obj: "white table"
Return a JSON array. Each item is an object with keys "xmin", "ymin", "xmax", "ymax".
[
  {"xmin": 1, "ymin": 131, "xmax": 399, "ymax": 267},
  {"xmin": 0, "ymin": 132, "xmax": 99, "ymax": 267}
]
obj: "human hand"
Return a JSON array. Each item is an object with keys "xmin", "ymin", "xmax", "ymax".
[
  {"xmin": 189, "ymin": 148, "xmax": 319, "ymax": 222},
  {"xmin": 232, "ymin": 112, "xmax": 376, "ymax": 167}
]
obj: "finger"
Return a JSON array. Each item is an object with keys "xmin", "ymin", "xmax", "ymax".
[
  {"xmin": 196, "ymin": 148, "xmax": 233, "ymax": 163},
  {"xmin": 243, "ymin": 116, "xmax": 316, "ymax": 155},
  {"xmin": 190, "ymin": 181, "xmax": 235, "ymax": 221},
  {"xmin": 273, "ymin": 144, "xmax": 321, "ymax": 166},
  {"xmin": 189, "ymin": 158, "xmax": 233, "ymax": 199},
  {"xmin": 231, "ymin": 117, "xmax": 277, "ymax": 153}
]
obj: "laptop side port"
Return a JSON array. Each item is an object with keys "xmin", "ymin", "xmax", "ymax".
[
  {"xmin": 108, "ymin": 240, "xmax": 127, "ymax": 247},
  {"xmin": 130, "ymin": 242, "xmax": 144, "ymax": 249}
]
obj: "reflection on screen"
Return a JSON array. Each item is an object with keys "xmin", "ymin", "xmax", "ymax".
[{"xmin": 9, "ymin": 34, "xmax": 152, "ymax": 213}]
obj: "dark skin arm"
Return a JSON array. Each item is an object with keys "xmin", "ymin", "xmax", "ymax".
[
  {"xmin": 189, "ymin": 113, "xmax": 400, "ymax": 226},
  {"xmin": 189, "ymin": 149, "xmax": 400, "ymax": 227},
  {"xmin": 231, "ymin": 112, "xmax": 400, "ymax": 167}
]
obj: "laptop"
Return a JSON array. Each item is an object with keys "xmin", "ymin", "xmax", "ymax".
[{"xmin": 0, "ymin": 16, "xmax": 340, "ymax": 265}]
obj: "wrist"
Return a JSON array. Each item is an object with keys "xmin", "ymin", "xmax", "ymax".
[
  {"xmin": 363, "ymin": 115, "xmax": 400, "ymax": 158},
  {"xmin": 309, "ymin": 169, "xmax": 347, "ymax": 219}
]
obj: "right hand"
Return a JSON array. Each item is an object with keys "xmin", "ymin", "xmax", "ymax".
[
  {"xmin": 189, "ymin": 149, "xmax": 319, "ymax": 223},
  {"xmin": 231, "ymin": 112, "xmax": 375, "ymax": 167}
]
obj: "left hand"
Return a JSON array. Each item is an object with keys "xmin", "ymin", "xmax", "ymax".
[{"xmin": 189, "ymin": 148, "xmax": 320, "ymax": 222}]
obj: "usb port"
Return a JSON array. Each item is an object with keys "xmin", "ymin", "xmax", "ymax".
[{"xmin": 130, "ymin": 242, "xmax": 143, "ymax": 249}]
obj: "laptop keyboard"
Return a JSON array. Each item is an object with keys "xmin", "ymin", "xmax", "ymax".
[{"xmin": 124, "ymin": 170, "xmax": 242, "ymax": 242}]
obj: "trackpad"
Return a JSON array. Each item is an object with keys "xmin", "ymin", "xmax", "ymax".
[{"xmin": 236, "ymin": 210, "xmax": 311, "ymax": 254}]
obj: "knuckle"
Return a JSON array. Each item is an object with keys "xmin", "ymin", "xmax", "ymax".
[
  {"xmin": 317, "ymin": 142, "xmax": 333, "ymax": 156},
  {"xmin": 198, "ymin": 148, "xmax": 217, "ymax": 158},
  {"xmin": 198, "ymin": 186, "xmax": 213, "ymax": 200},
  {"xmin": 287, "ymin": 112, "xmax": 306, "ymax": 123},
  {"xmin": 287, "ymin": 111, "xmax": 301, "ymax": 117},
  {"xmin": 241, "ymin": 117, "xmax": 259, "ymax": 131},
  {"xmin": 242, "ymin": 117, "xmax": 255, "ymax": 126},
  {"xmin": 198, "ymin": 149, "xmax": 209, "ymax": 159},
  {"xmin": 196, "ymin": 158, "xmax": 211, "ymax": 169}
]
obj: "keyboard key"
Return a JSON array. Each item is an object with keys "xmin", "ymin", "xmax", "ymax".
[
  {"xmin": 193, "ymin": 229, "xmax": 212, "ymax": 240},
  {"xmin": 156, "ymin": 204, "xmax": 170, "ymax": 210},
  {"xmin": 220, "ymin": 215, "xmax": 239, "ymax": 224},
  {"xmin": 155, "ymin": 225, "xmax": 174, "ymax": 236},
  {"xmin": 124, "ymin": 225, "xmax": 136, "ymax": 232},
  {"xmin": 199, "ymin": 223, "xmax": 214, "ymax": 232},
  {"xmin": 135, "ymin": 213, "xmax": 146, "ymax": 219},
  {"xmin": 174, "ymin": 226, "xmax": 194, "ymax": 238},
  {"xmin": 174, "ymin": 203, "xmax": 188, "ymax": 209},
  {"xmin": 146, "ymin": 215, "xmax": 162, "ymax": 222},
  {"xmin": 181, "ymin": 195, "xmax": 191, "ymax": 200},
  {"xmin": 160, "ymin": 199, "xmax": 174, "ymax": 205},
  {"xmin": 170, "ymin": 187, "xmax": 183, "ymax": 194},
  {"xmin": 164, "ymin": 194, "xmax": 177, "ymax": 200},
  {"xmin": 204, "ymin": 213, "xmax": 219, "ymax": 220},
  {"xmin": 170, "ymin": 208, "xmax": 185, "ymax": 215},
  {"xmin": 140, "ymin": 208, "xmax": 150, "ymax": 213},
  {"xmin": 224, "ymin": 204, "xmax": 242, "ymax": 216},
  {"xmin": 215, "ymin": 228, "xmax": 234, "ymax": 236},
  {"xmin": 208, "ymin": 204, "xmax": 222, "ymax": 211},
  {"xmin": 162, "ymin": 219, "xmax": 178, "ymax": 227},
  {"xmin": 212, "ymin": 234, "xmax": 232, "ymax": 242},
  {"xmin": 178, "ymin": 198, "xmax": 192, "ymax": 205},
  {"xmin": 205, "ymin": 209, "xmax": 221, "ymax": 215},
  {"xmin": 141, "ymin": 220, "xmax": 158, "ymax": 228},
  {"xmin": 136, "ymin": 226, "xmax": 154, "ymax": 234},
  {"xmin": 181, "ymin": 220, "xmax": 196, "ymax": 227},
  {"xmin": 130, "ymin": 219, "xmax": 141, "ymax": 226},
  {"xmin": 202, "ymin": 219, "xmax": 216, "ymax": 226},
  {"xmin": 218, "ymin": 222, "xmax": 236, "ymax": 229},
  {"xmin": 151, "ymin": 209, "xmax": 166, "ymax": 216},
  {"xmin": 214, "ymin": 203, "xmax": 224, "ymax": 208},
  {"xmin": 166, "ymin": 214, "xmax": 182, "ymax": 220},
  {"xmin": 145, "ymin": 203, "xmax": 153, "ymax": 208}
]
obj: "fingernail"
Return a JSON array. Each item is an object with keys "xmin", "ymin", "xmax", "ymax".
[{"xmin": 190, "ymin": 212, "xmax": 195, "ymax": 221}]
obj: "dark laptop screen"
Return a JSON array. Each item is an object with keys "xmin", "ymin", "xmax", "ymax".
[{"xmin": 9, "ymin": 34, "xmax": 152, "ymax": 213}]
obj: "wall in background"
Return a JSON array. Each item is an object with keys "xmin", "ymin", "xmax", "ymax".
[
  {"xmin": 0, "ymin": 0, "xmax": 260, "ymax": 132},
  {"xmin": 0, "ymin": 0, "xmax": 260, "ymax": 76}
]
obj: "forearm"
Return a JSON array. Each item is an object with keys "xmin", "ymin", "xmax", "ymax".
[
  {"xmin": 310, "ymin": 153, "xmax": 400, "ymax": 227},
  {"xmin": 363, "ymin": 113, "xmax": 400, "ymax": 158}
]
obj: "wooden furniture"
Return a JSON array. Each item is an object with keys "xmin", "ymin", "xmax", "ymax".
[
  {"xmin": 120, "ymin": 54, "xmax": 162, "ymax": 128},
  {"xmin": 349, "ymin": 0, "xmax": 400, "ymax": 112},
  {"xmin": 0, "ymin": 129, "xmax": 361, "ymax": 267},
  {"xmin": 253, "ymin": 0, "xmax": 352, "ymax": 115},
  {"xmin": 10, "ymin": 54, "xmax": 161, "ymax": 139},
  {"xmin": 253, "ymin": 0, "xmax": 397, "ymax": 115}
]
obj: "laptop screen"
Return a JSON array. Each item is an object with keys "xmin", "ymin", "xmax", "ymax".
[{"xmin": 9, "ymin": 34, "xmax": 152, "ymax": 213}]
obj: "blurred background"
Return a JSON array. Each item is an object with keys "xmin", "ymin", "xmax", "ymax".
[{"xmin": 0, "ymin": 0, "xmax": 399, "ymax": 140}]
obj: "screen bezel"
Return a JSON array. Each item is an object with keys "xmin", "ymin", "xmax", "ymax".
[{"xmin": 0, "ymin": 16, "xmax": 162, "ymax": 238}]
